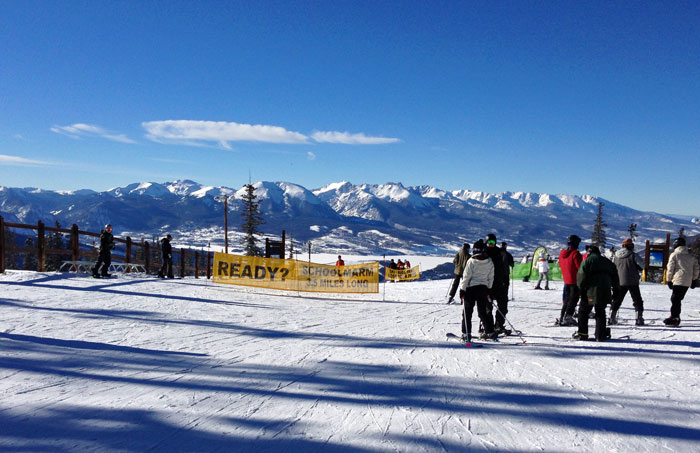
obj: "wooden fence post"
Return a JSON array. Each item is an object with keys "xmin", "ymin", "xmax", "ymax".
[
  {"xmin": 194, "ymin": 250, "xmax": 199, "ymax": 279},
  {"xmin": 180, "ymin": 248, "xmax": 185, "ymax": 278},
  {"xmin": 0, "ymin": 216, "xmax": 5, "ymax": 274},
  {"xmin": 207, "ymin": 251, "xmax": 211, "ymax": 279},
  {"xmin": 125, "ymin": 237, "xmax": 132, "ymax": 273},
  {"xmin": 37, "ymin": 220, "xmax": 45, "ymax": 272},
  {"xmin": 71, "ymin": 224, "xmax": 80, "ymax": 261},
  {"xmin": 145, "ymin": 241, "xmax": 150, "ymax": 274}
]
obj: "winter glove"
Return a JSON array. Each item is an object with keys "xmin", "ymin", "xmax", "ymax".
[
  {"xmin": 667, "ymin": 282, "xmax": 674, "ymax": 290},
  {"xmin": 692, "ymin": 280, "xmax": 698, "ymax": 289}
]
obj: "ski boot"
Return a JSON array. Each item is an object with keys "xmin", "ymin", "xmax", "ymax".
[
  {"xmin": 446, "ymin": 297, "xmax": 454, "ymax": 305},
  {"xmin": 544, "ymin": 285, "xmax": 549, "ymax": 290},
  {"xmin": 608, "ymin": 309, "xmax": 618, "ymax": 325},
  {"xmin": 495, "ymin": 325, "xmax": 512, "ymax": 336},
  {"xmin": 534, "ymin": 285, "xmax": 542, "ymax": 290},
  {"xmin": 635, "ymin": 311, "xmax": 645, "ymax": 326},
  {"xmin": 663, "ymin": 316, "xmax": 681, "ymax": 327},
  {"xmin": 572, "ymin": 332, "xmax": 588, "ymax": 341},
  {"xmin": 560, "ymin": 315, "xmax": 577, "ymax": 326},
  {"xmin": 480, "ymin": 331, "xmax": 498, "ymax": 340}
]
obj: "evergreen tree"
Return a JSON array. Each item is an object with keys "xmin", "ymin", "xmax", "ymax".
[
  {"xmin": 591, "ymin": 202, "xmax": 607, "ymax": 249},
  {"xmin": 3, "ymin": 227, "xmax": 18, "ymax": 270},
  {"xmin": 23, "ymin": 237, "xmax": 38, "ymax": 270},
  {"xmin": 628, "ymin": 223, "xmax": 638, "ymax": 242},
  {"xmin": 240, "ymin": 183, "xmax": 265, "ymax": 256}
]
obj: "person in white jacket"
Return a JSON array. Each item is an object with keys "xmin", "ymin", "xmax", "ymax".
[
  {"xmin": 459, "ymin": 239, "xmax": 497, "ymax": 341},
  {"xmin": 665, "ymin": 237, "xmax": 700, "ymax": 326},
  {"xmin": 534, "ymin": 256, "xmax": 550, "ymax": 290}
]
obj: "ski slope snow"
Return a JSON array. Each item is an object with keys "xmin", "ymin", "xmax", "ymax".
[{"xmin": 1, "ymin": 269, "xmax": 699, "ymax": 452}]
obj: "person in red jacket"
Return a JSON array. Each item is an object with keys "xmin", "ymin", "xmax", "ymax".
[
  {"xmin": 335, "ymin": 255, "xmax": 344, "ymax": 266},
  {"xmin": 558, "ymin": 234, "xmax": 583, "ymax": 326}
]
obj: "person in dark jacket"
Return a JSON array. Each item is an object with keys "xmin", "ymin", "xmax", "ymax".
[
  {"xmin": 92, "ymin": 224, "xmax": 115, "ymax": 278},
  {"xmin": 610, "ymin": 238, "xmax": 645, "ymax": 325},
  {"xmin": 448, "ymin": 243, "xmax": 470, "ymax": 304},
  {"xmin": 501, "ymin": 242, "xmax": 514, "ymax": 297},
  {"xmin": 575, "ymin": 245, "xmax": 620, "ymax": 341},
  {"xmin": 159, "ymin": 234, "xmax": 174, "ymax": 278},
  {"xmin": 485, "ymin": 233, "xmax": 508, "ymax": 332},
  {"xmin": 558, "ymin": 235, "xmax": 583, "ymax": 326}
]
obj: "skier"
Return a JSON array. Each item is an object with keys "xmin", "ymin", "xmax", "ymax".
[
  {"xmin": 534, "ymin": 255, "xmax": 550, "ymax": 290},
  {"xmin": 501, "ymin": 242, "xmax": 515, "ymax": 296},
  {"xmin": 609, "ymin": 238, "xmax": 645, "ymax": 325},
  {"xmin": 159, "ymin": 234, "xmax": 174, "ymax": 279},
  {"xmin": 447, "ymin": 243, "xmax": 470, "ymax": 304},
  {"xmin": 92, "ymin": 224, "xmax": 115, "ymax": 278},
  {"xmin": 485, "ymin": 233, "xmax": 509, "ymax": 333},
  {"xmin": 557, "ymin": 234, "xmax": 583, "ymax": 326},
  {"xmin": 459, "ymin": 239, "xmax": 497, "ymax": 340},
  {"xmin": 574, "ymin": 245, "xmax": 620, "ymax": 341},
  {"xmin": 664, "ymin": 237, "xmax": 700, "ymax": 326}
]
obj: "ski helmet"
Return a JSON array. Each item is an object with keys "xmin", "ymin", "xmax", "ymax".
[
  {"xmin": 485, "ymin": 233, "xmax": 497, "ymax": 246},
  {"xmin": 672, "ymin": 237, "xmax": 686, "ymax": 249},
  {"xmin": 472, "ymin": 239, "xmax": 486, "ymax": 255},
  {"xmin": 622, "ymin": 238, "xmax": 634, "ymax": 249},
  {"xmin": 567, "ymin": 235, "xmax": 581, "ymax": 248}
]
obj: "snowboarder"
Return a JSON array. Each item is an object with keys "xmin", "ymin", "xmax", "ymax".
[
  {"xmin": 574, "ymin": 245, "xmax": 620, "ymax": 341},
  {"xmin": 159, "ymin": 234, "xmax": 174, "ymax": 278},
  {"xmin": 558, "ymin": 234, "xmax": 583, "ymax": 326},
  {"xmin": 664, "ymin": 237, "xmax": 700, "ymax": 326},
  {"xmin": 485, "ymin": 233, "xmax": 509, "ymax": 333},
  {"xmin": 459, "ymin": 239, "xmax": 497, "ymax": 340},
  {"xmin": 447, "ymin": 243, "xmax": 470, "ymax": 304},
  {"xmin": 610, "ymin": 238, "xmax": 645, "ymax": 325},
  {"xmin": 92, "ymin": 224, "xmax": 115, "ymax": 278},
  {"xmin": 534, "ymin": 255, "xmax": 550, "ymax": 290}
]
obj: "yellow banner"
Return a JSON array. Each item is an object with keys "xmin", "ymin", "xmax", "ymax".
[
  {"xmin": 385, "ymin": 266, "xmax": 420, "ymax": 281},
  {"xmin": 213, "ymin": 252, "xmax": 379, "ymax": 293}
]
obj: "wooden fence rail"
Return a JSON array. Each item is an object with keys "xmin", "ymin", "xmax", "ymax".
[{"xmin": 0, "ymin": 216, "xmax": 212, "ymax": 278}]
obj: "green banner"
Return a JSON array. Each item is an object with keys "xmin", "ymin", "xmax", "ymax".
[{"xmin": 512, "ymin": 262, "xmax": 562, "ymax": 280}]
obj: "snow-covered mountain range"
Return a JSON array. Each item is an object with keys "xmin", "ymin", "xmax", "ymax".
[{"xmin": 1, "ymin": 180, "xmax": 698, "ymax": 256}]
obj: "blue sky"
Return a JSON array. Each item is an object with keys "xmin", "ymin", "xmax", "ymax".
[{"xmin": 1, "ymin": 1, "xmax": 698, "ymax": 216}]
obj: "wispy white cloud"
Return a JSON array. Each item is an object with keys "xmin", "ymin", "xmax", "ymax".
[
  {"xmin": 142, "ymin": 120, "xmax": 310, "ymax": 147},
  {"xmin": 0, "ymin": 154, "xmax": 52, "ymax": 166},
  {"xmin": 51, "ymin": 123, "xmax": 136, "ymax": 144},
  {"xmin": 311, "ymin": 131, "xmax": 400, "ymax": 145},
  {"xmin": 307, "ymin": 151, "xmax": 316, "ymax": 160}
]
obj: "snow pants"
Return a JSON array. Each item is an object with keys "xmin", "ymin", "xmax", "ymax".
[
  {"xmin": 561, "ymin": 284, "xmax": 580, "ymax": 320},
  {"xmin": 611, "ymin": 285, "xmax": 644, "ymax": 313},
  {"xmin": 93, "ymin": 250, "xmax": 111, "ymax": 276},
  {"xmin": 449, "ymin": 274, "xmax": 461, "ymax": 299},
  {"xmin": 490, "ymin": 284, "xmax": 509, "ymax": 329},
  {"xmin": 461, "ymin": 285, "xmax": 494, "ymax": 338},
  {"xmin": 160, "ymin": 255, "xmax": 174, "ymax": 278},
  {"xmin": 577, "ymin": 299, "xmax": 607, "ymax": 341},
  {"xmin": 536, "ymin": 271, "xmax": 549, "ymax": 288},
  {"xmin": 670, "ymin": 285, "xmax": 689, "ymax": 318}
]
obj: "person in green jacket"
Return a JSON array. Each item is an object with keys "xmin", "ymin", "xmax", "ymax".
[{"xmin": 574, "ymin": 245, "xmax": 620, "ymax": 341}]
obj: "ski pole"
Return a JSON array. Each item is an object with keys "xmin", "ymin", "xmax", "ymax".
[{"xmin": 490, "ymin": 298, "xmax": 526, "ymax": 344}]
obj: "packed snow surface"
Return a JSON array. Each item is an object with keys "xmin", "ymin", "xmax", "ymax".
[{"xmin": 1, "ymin": 268, "xmax": 699, "ymax": 452}]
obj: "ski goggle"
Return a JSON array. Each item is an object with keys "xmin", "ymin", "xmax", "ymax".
[{"xmin": 486, "ymin": 239, "xmax": 496, "ymax": 245}]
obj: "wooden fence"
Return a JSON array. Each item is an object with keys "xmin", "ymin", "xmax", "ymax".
[{"xmin": 0, "ymin": 216, "xmax": 212, "ymax": 278}]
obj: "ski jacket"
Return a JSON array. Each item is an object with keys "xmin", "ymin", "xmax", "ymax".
[
  {"xmin": 535, "ymin": 259, "xmax": 549, "ymax": 274},
  {"xmin": 577, "ymin": 252, "xmax": 620, "ymax": 306},
  {"xmin": 453, "ymin": 246, "xmax": 471, "ymax": 276},
  {"xmin": 99, "ymin": 231, "xmax": 115, "ymax": 253},
  {"xmin": 161, "ymin": 238, "xmax": 172, "ymax": 258},
  {"xmin": 559, "ymin": 247, "xmax": 583, "ymax": 285},
  {"xmin": 460, "ymin": 255, "xmax": 494, "ymax": 291},
  {"xmin": 501, "ymin": 249, "xmax": 514, "ymax": 277},
  {"xmin": 486, "ymin": 246, "xmax": 506, "ymax": 286},
  {"xmin": 613, "ymin": 248, "xmax": 643, "ymax": 287},
  {"xmin": 667, "ymin": 246, "xmax": 700, "ymax": 287}
]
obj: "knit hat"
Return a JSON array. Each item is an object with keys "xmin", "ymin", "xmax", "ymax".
[{"xmin": 472, "ymin": 239, "xmax": 486, "ymax": 255}]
